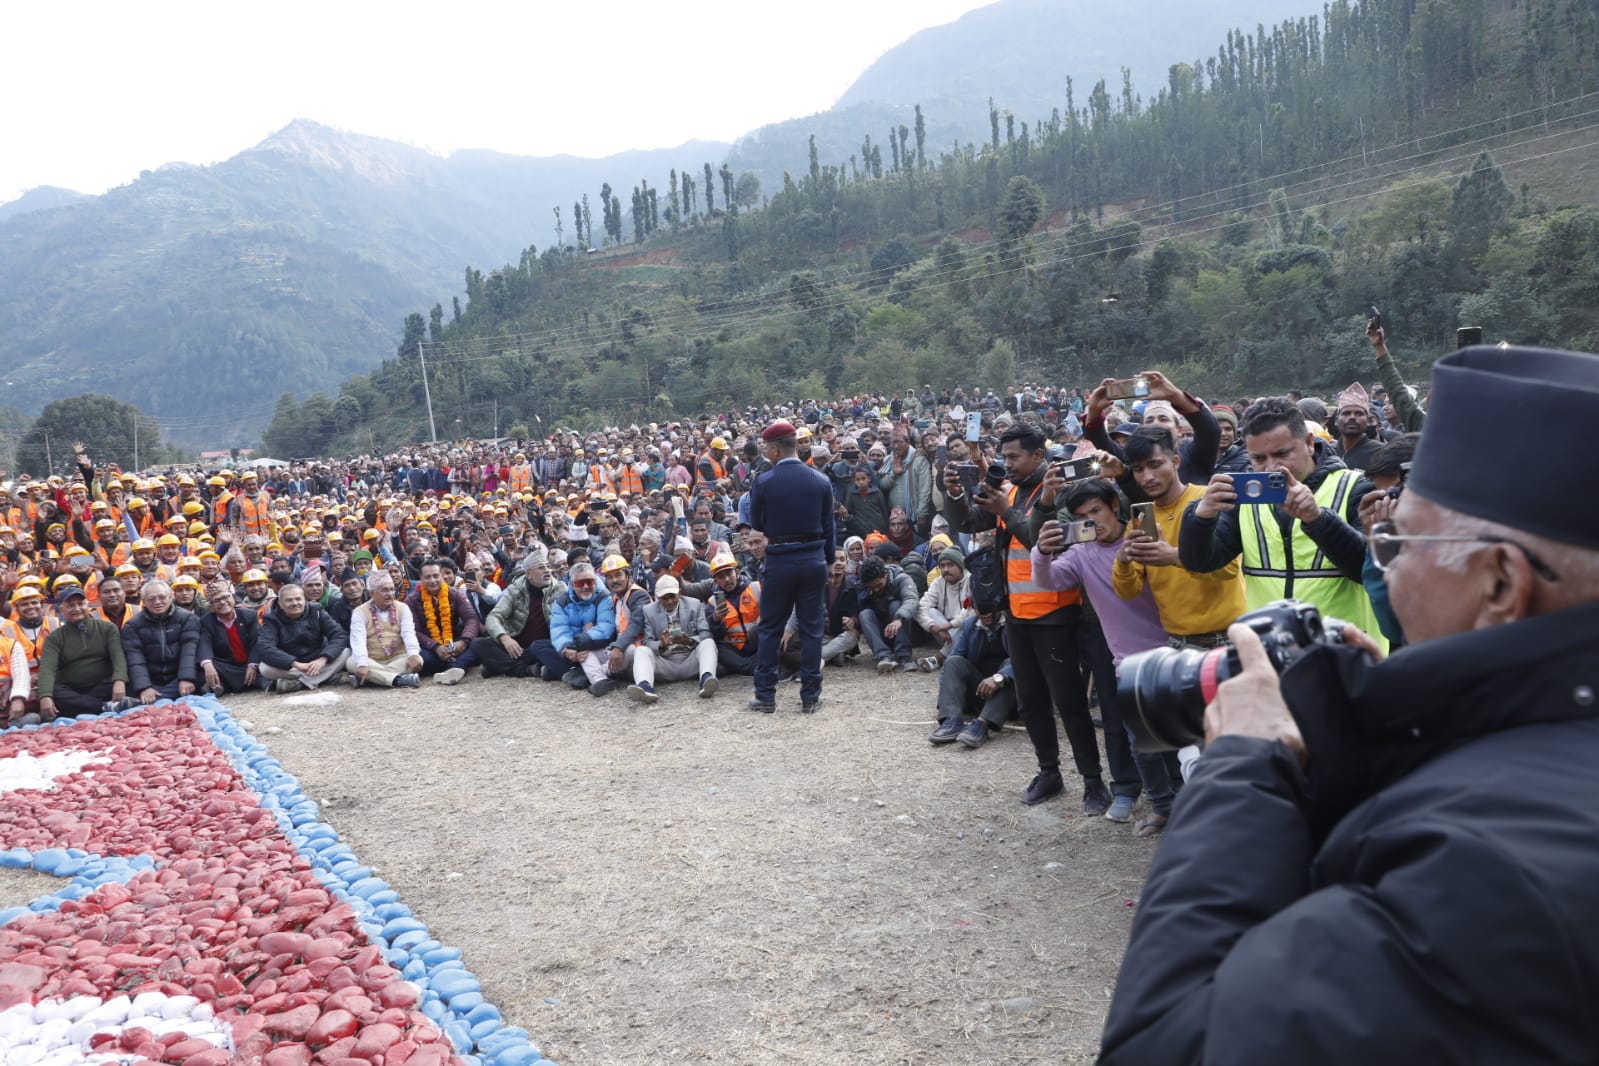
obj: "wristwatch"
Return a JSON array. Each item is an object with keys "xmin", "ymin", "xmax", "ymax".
[{"xmin": 990, "ymin": 674, "xmax": 1005, "ymax": 686}]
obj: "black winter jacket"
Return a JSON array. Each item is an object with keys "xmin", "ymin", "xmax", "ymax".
[
  {"xmin": 121, "ymin": 606, "xmax": 200, "ymax": 691},
  {"xmin": 256, "ymin": 601, "xmax": 346, "ymax": 669},
  {"xmin": 1100, "ymin": 599, "xmax": 1599, "ymax": 1064}
]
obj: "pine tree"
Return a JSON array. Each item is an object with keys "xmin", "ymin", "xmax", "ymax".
[
  {"xmin": 704, "ymin": 163, "xmax": 715, "ymax": 215},
  {"xmin": 914, "ymin": 104, "xmax": 927, "ymax": 169}
]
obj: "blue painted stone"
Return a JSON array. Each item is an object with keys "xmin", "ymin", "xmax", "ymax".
[
  {"xmin": 469, "ymin": 1017, "xmax": 500, "ymax": 1041},
  {"xmin": 466, "ymin": 1003, "xmax": 501, "ymax": 1027},
  {"xmin": 402, "ymin": 958, "xmax": 427, "ymax": 980},
  {"xmin": 382, "ymin": 916, "xmax": 426, "ymax": 938},
  {"xmin": 32, "ymin": 849, "xmax": 69, "ymax": 875},
  {"xmin": 373, "ymin": 902, "xmax": 413, "ymax": 921},
  {"xmin": 431, "ymin": 971, "xmax": 479, "ymax": 997},
  {"xmin": 449, "ymin": 990, "xmax": 483, "ymax": 1012},
  {"xmin": 366, "ymin": 889, "xmax": 400, "ymax": 906},
  {"xmin": 443, "ymin": 1019, "xmax": 472, "ymax": 1051},
  {"xmin": 422, "ymin": 946, "xmax": 461, "ymax": 966},
  {"xmin": 409, "ymin": 939, "xmax": 441, "ymax": 957},
  {"xmin": 348, "ymin": 876, "xmax": 388, "ymax": 897},
  {"xmin": 0, "ymin": 848, "xmax": 31, "ymax": 869},
  {"xmin": 0, "ymin": 907, "xmax": 27, "ymax": 925},
  {"xmin": 492, "ymin": 1048, "xmax": 541, "ymax": 1066},
  {"xmin": 421, "ymin": 998, "xmax": 447, "ymax": 1023},
  {"xmin": 391, "ymin": 930, "xmax": 429, "ymax": 951}
]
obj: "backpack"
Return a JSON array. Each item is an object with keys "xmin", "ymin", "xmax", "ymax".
[{"xmin": 963, "ymin": 545, "xmax": 1005, "ymax": 615}]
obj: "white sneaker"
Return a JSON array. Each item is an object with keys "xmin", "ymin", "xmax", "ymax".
[{"xmin": 436, "ymin": 667, "xmax": 466, "ymax": 686}]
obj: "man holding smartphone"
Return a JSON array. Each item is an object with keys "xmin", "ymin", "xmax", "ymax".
[
  {"xmin": 1179, "ymin": 399, "xmax": 1384, "ymax": 646},
  {"xmin": 944, "ymin": 424, "xmax": 1109, "ymax": 813}
]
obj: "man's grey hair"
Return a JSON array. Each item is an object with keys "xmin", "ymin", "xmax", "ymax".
[
  {"xmin": 140, "ymin": 579, "xmax": 172, "ymax": 600},
  {"xmin": 569, "ymin": 560, "xmax": 596, "ymax": 577}
]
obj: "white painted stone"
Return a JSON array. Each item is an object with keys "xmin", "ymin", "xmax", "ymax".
[{"xmin": 0, "ymin": 750, "xmax": 109, "ymax": 794}]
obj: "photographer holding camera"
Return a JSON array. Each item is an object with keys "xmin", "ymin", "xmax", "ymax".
[{"xmin": 1100, "ymin": 345, "xmax": 1599, "ymax": 1063}]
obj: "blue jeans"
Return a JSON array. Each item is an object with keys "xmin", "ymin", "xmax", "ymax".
[
  {"xmin": 859, "ymin": 604, "xmax": 912, "ymax": 663},
  {"xmin": 420, "ymin": 644, "xmax": 478, "ymax": 675},
  {"xmin": 755, "ymin": 552, "xmax": 827, "ymax": 704}
]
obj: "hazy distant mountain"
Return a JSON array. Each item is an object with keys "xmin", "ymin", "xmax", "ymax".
[
  {"xmin": 727, "ymin": 0, "xmax": 1312, "ymax": 185},
  {"xmin": 1, "ymin": 0, "xmax": 1319, "ymax": 447},
  {"xmin": 0, "ymin": 122, "xmax": 729, "ymax": 446},
  {"xmin": 0, "ymin": 185, "xmax": 87, "ymax": 223}
]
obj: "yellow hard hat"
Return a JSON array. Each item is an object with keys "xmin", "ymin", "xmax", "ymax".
[
  {"xmin": 171, "ymin": 575, "xmax": 201, "ymax": 591},
  {"xmin": 242, "ymin": 569, "xmax": 269, "ymax": 584},
  {"xmin": 598, "ymin": 554, "xmax": 630, "ymax": 575},
  {"xmin": 156, "ymin": 534, "xmax": 182, "ymax": 547},
  {"xmin": 710, "ymin": 553, "xmax": 739, "ymax": 574},
  {"xmin": 710, "ymin": 437, "xmax": 728, "ymax": 450},
  {"xmin": 114, "ymin": 564, "xmax": 142, "ymax": 578},
  {"xmin": 182, "ymin": 501, "xmax": 205, "ymax": 516},
  {"xmin": 132, "ymin": 538, "xmax": 156, "ymax": 551},
  {"xmin": 178, "ymin": 556, "xmax": 202, "ymax": 571}
]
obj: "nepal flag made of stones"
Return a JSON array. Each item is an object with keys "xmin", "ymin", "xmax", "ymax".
[{"xmin": 0, "ymin": 697, "xmax": 546, "ymax": 1066}]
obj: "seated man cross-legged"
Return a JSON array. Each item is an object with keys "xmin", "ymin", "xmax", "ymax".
[{"xmin": 627, "ymin": 575, "xmax": 719, "ymax": 703}]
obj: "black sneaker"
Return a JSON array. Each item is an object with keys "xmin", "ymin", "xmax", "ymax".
[
  {"xmin": 588, "ymin": 678, "xmax": 618, "ymax": 697},
  {"xmin": 627, "ymin": 681, "xmax": 659, "ymax": 705},
  {"xmin": 801, "ymin": 699, "xmax": 822, "ymax": 714},
  {"xmin": 699, "ymin": 674, "xmax": 718, "ymax": 698},
  {"xmin": 1082, "ymin": 777, "xmax": 1112, "ymax": 817},
  {"xmin": 957, "ymin": 719, "xmax": 990, "ymax": 749},
  {"xmin": 929, "ymin": 717, "xmax": 964, "ymax": 745},
  {"xmin": 746, "ymin": 698, "xmax": 776, "ymax": 714},
  {"xmin": 393, "ymin": 673, "xmax": 420, "ymax": 689},
  {"xmin": 1021, "ymin": 769, "xmax": 1064, "ymax": 806},
  {"xmin": 562, "ymin": 668, "xmax": 588, "ymax": 689}
]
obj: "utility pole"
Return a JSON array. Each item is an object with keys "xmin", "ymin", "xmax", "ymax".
[
  {"xmin": 417, "ymin": 341, "xmax": 439, "ymax": 443},
  {"xmin": 41, "ymin": 429, "xmax": 51, "ymax": 474},
  {"xmin": 133, "ymin": 413, "xmax": 139, "ymax": 471}
]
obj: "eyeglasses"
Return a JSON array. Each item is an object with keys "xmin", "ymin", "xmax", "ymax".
[
  {"xmin": 1369, "ymin": 523, "xmax": 1559, "ymax": 582},
  {"xmin": 572, "ymin": 579, "xmax": 596, "ymax": 589}
]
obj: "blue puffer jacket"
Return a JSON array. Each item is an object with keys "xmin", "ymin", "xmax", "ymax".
[{"xmin": 549, "ymin": 587, "xmax": 617, "ymax": 652}]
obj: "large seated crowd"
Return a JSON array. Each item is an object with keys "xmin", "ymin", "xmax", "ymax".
[{"xmin": 1, "ymin": 328, "xmax": 1427, "ymax": 836}]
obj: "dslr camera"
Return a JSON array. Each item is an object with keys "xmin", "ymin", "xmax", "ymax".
[{"xmin": 1117, "ymin": 600, "xmax": 1346, "ymax": 750}]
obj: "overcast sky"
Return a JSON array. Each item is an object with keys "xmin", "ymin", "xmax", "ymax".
[{"xmin": 1, "ymin": 0, "xmax": 993, "ymax": 204}]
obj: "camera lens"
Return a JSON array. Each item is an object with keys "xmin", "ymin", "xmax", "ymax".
[
  {"xmin": 1245, "ymin": 481, "xmax": 1262, "ymax": 498},
  {"xmin": 1117, "ymin": 645, "xmax": 1235, "ymax": 751},
  {"xmin": 984, "ymin": 463, "xmax": 1007, "ymax": 490}
]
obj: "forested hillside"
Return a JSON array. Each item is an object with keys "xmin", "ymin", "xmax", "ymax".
[{"xmin": 263, "ymin": 0, "xmax": 1598, "ymax": 456}]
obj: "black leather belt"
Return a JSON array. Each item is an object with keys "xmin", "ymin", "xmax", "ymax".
[{"xmin": 767, "ymin": 534, "xmax": 822, "ymax": 545}]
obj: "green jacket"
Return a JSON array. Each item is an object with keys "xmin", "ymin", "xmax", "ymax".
[
  {"xmin": 1376, "ymin": 351, "xmax": 1426, "ymax": 432},
  {"xmin": 39, "ymin": 618, "xmax": 128, "ymax": 696},
  {"xmin": 484, "ymin": 574, "xmax": 556, "ymax": 641}
]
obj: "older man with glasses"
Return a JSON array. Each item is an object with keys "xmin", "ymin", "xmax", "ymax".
[{"xmin": 1102, "ymin": 344, "xmax": 1599, "ymax": 1064}]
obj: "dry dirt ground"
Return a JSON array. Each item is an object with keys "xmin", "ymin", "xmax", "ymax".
[{"xmin": 229, "ymin": 662, "xmax": 1157, "ymax": 1066}]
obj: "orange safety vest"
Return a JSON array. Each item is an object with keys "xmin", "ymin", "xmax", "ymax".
[
  {"xmin": 94, "ymin": 542, "xmax": 129, "ymax": 570},
  {"xmin": 714, "ymin": 581, "xmax": 761, "ymax": 650},
  {"xmin": 0, "ymin": 634, "xmax": 13, "ymax": 685},
  {"xmin": 1, "ymin": 616, "xmax": 58, "ymax": 683},
  {"xmin": 94, "ymin": 602, "xmax": 140, "ymax": 629},
  {"xmin": 235, "ymin": 494, "xmax": 272, "ymax": 538},
  {"xmin": 211, "ymin": 492, "xmax": 233, "ymax": 528},
  {"xmin": 508, "ymin": 465, "xmax": 533, "ymax": 494},
  {"xmin": 612, "ymin": 584, "xmax": 647, "ymax": 646},
  {"xmin": 999, "ymin": 483, "xmax": 1080, "ymax": 619},
  {"xmin": 614, "ymin": 464, "xmax": 643, "ymax": 498},
  {"xmin": 699, "ymin": 454, "xmax": 725, "ymax": 483}
]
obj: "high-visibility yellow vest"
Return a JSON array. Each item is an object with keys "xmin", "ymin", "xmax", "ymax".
[{"xmin": 1238, "ymin": 468, "xmax": 1387, "ymax": 651}]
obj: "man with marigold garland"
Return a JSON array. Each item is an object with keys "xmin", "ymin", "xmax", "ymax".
[{"xmin": 406, "ymin": 557, "xmax": 480, "ymax": 686}]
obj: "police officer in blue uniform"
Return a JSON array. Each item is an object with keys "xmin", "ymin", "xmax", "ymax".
[{"xmin": 749, "ymin": 421, "xmax": 835, "ymax": 713}]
